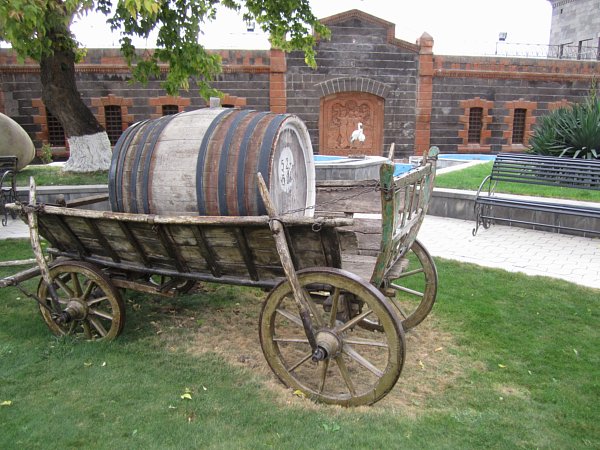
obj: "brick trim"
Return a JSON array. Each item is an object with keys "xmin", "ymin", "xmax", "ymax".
[
  {"xmin": 270, "ymin": 49, "xmax": 287, "ymax": 113},
  {"xmin": 502, "ymin": 99, "xmax": 537, "ymax": 151},
  {"xmin": 415, "ymin": 33, "xmax": 434, "ymax": 155},
  {"xmin": 90, "ymin": 94, "xmax": 133, "ymax": 131},
  {"xmin": 320, "ymin": 9, "xmax": 419, "ymax": 53},
  {"xmin": 458, "ymin": 97, "xmax": 494, "ymax": 152},
  {"xmin": 315, "ymin": 77, "xmax": 391, "ymax": 98},
  {"xmin": 148, "ymin": 96, "xmax": 191, "ymax": 119},
  {"xmin": 31, "ymin": 98, "xmax": 63, "ymax": 146}
]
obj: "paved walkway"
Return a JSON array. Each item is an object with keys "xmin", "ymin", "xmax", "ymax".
[
  {"xmin": 418, "ymin": 216, "xmax": 600, "ymax": 290},
  {"xmin": 1, "ymin": 214, "xmax": 599, "ymax": 290}
]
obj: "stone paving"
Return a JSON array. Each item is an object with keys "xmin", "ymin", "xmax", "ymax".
[
  {"xmin": 1, "ymin": 213, "xmax": 599, "ymax": 290},
  {"xmin": 418, "ymin": 216, "xmax": 600, "ymax": 290}
]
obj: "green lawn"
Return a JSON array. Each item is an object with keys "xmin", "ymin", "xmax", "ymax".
[
  {"xmin": 1, "ymin": 240, "xmax": 598, "ymax": 449},
  {"xmin": 436, "ymin": 161, "xmax": 600, "ymax": 203},
  {"xmin": 16, "ymin": 165, "xmax": 108, "ymax": 187}
]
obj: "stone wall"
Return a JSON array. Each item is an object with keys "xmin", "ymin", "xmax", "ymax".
[
  {"xmin": 428, "ymin": 55, "xmax": 596, "ymax": 153},
  {"xmin": 0, "ymin": 9, "xmax": 598, "ymax": 159},
  {"xmin": 548, "ymin": 0, "xmax": 600, "ymax": 51},
  {"xmin": 0, "ymin": 49, "xmax": 271, "ymax": 149},
  {"xmin": 285, "ymin": 10, "xmax": 421, "ymax": 158}
]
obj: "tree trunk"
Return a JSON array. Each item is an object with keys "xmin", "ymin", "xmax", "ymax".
[{"xmin": 40, "ymin": 48, "xmax": 112, "ymax": 172}]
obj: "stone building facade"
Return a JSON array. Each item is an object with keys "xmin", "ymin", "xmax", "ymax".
[
  {"xmin": 547, "ymin": 0, "xmax": 600, "ymax": 59},
  {"xmin": 0, "ymin": 9, "xmax": 598, "ymax": 159}
]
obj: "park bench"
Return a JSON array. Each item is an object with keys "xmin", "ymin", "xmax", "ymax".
[
  {"xmin": 473, "ymin": 153, "xmax": 600, "ymax": 236},
  {"xmin": 0, "ymin": 156, "xmax": 18, "ymax": 226}
]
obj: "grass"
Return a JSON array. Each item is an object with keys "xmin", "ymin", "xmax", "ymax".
[
  {"xmin": 436, "ymin": 161, "xmax": 600, "ymax": 203},
  {"xmin": 1, "ymin": 239, "xmax": 598, "ymax": 449},
  {"xmin": 16, "ymin": 165, "xmax": 108, "ymax": 187}
]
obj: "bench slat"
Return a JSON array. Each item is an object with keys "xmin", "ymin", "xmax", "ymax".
[{"xmin": 473, "ymin": 153, "xmax": 600, "ymax": 236}]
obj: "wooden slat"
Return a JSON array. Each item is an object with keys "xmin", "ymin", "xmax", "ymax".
[
  {"xmin": 117, "ymin": 221, "xmax": 151, "ymax": 267},
  {"xmin": 190, "ymin": 226, "xmax": 222, "ymax": 277},
  {"xmin": 84, "ymin": 218, "xmax": 121, "ymax": 263},
  {"xmin": 53, "ymin": 215, "xmax": 89, "ymax": 256},
  {"xmin": 155, "ymin": 224, "xmax": 189, "ymax": 274},
  {"xmin": 233, "ymin": 227, "xmax": 259, "ymax": 281}
]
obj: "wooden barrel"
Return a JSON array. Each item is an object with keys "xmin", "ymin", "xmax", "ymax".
[{"xmin": 109, "ymin": 108, "xmax": 315, "ymax": 217}]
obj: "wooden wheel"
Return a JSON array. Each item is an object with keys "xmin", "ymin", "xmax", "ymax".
[
  {"xmin": 385, "ymin": 240, "xmax": 437, "ymax": 330},
  {"xmin": 363, "ymin": 240, "xmax": 438, "ymax": 332},
  {"xmin": 37, "ymin": 261, "xmax": 125, "ymax": 340},
  {"xmin": 259, "ymin": 267, "xmax": 405, "ymax": 406}
]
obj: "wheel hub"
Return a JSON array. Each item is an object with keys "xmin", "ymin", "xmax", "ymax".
[
  {"xmin": 62, "ymin": 299, "xmax": 88, "ymax": 322},
  {"xmin": 311, "ymin": 329, "xmax": 342, "ymax": 361}
]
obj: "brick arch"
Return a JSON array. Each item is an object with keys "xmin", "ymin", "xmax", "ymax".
[
  {"xmin": 502, "ymin": 99, "xmax": 537, "ymax": 150},
  {"xmin": 148, "ymin": 96, "xmax": 191, "ymax": 119},
  {"xmin": 458, "ymin": 97, "xmax": 494, "ymax": 153},
  {"xmin": 90, "ymin": 94, "xmax": 133, "ymax": 130},
  {"xmin": 315, "ymin": 77, "xmax": 392, "ymax": 98}
]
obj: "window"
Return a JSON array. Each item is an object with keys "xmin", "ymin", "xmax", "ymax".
[
  {"xmin": 105, "ymin": 105, "xmax": 123, "ymax": 145},
  {"xmin": 162, "ymin": 104, "xmax": 179, "ymax": 116},
  {"xmin": 467, "ymin": 107, "xmax": 483, "ymax": 143},
  {"xmin": 46, "ymin": 109, "xmax": 66, "ymax": 147},
  {"xmin": 512, "ymin": 109, "xmax": 527, "ymax": 144}
]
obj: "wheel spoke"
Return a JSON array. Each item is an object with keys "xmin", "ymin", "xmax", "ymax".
[
  {"xmin": 46, "ymin": 295, "xmax": 68, "ymax": 306},
  {"xmin": 54, "ymin": 277, "xmax": 74, "ymax": 298},
  {"xmin": 343, "ymin": 337, "xmax": 389, "ymax": 348},
  {"xmin": 89, "ymin": 308, "xmax": 113, "ymax": 321},
  {"xmin": 394, "ymin": 267, "xmax": 424, "ymax": 278},
  {"xmin": 334, "ymin": 355, "xmax": 356, "ymax": 396},
  {"xmin": 82, "ymin": 320, "xmax": 93, "ymax": 339},
  {"xmin": 87, "ymin": 296, "xmax": 109, "ymax": 307},
  {"xmin": 81, "ymin": 281, "xmax": 96, "ymax": 302},
  {"xmin": 388, "ymin": 299, "xmax": 411, "ymax": 320},
  {"xmin": 343, "ymin": 345, "xmax": 383, "ymax": 378},
  {"xmin": 273, "ymin": 337, "xmax": 309, "ymax": 344},
  {"xmin": 336, "ymin": 308, "xmax": 373, "ymax": 333},
  {"xmin": 71, "ymin": 272, "xmax": 83, "ymax": 297},
  {"xmin": 88, "ymin": 316, "xmax": 108, "ymax": 338},
  {"xmin": 318, "ymin": 359, "xmax": 330, "ymax": 394},
  {"xmin": 275, "ymin": 307, "xmax": 303, "ymax": 328},
  {"xmin": 287, "ymin": 352, "xmax": 313, "ymax": 372},
  {"xmin": 390, "ymin": 282, "xmax": 424, "ymax": 297},
  {"xmin": 328, "ymin": 288, "xmax": 341, "ymax": 328}
]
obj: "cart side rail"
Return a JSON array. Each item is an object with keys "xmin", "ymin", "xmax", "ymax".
[
  {"xmin": 369, "ymin": 146, "xmax": 439, "ymax": 287},
  {"xmin": 24, "ymin": 204, "xmax": 352, "ymax": 288}
]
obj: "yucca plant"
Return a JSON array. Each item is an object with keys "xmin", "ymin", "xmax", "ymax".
[{"xmin": 529, "ymin": 91, "xmax": 600, "ymax": 159}]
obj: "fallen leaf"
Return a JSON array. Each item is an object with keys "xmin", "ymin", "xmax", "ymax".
[
  {"xmin": 418, "ymin": 360, "xmax": 425, "ymax": 369},
  {"xmin": 101, "ymin": 361, "xmax": 107, "ymax": 367},
  {"xmin": 293, "ymin": 389, "xmax": 306, "ymax": 399},
  {"xmin": 573, "ymin": 349, "xmax": 579, "ymax": 356},
  {"xmin": 84, "ymin": 362, "xmax": 92, "ymax": 367},
  {"xmin": 1, "ymin": 400, "xmax": 12, "ymax": 406},
  {"xmin": 498, "ymin": 364, "xmax": 506, "ymax": 368},
  {"xmin": 180, "ymin": 393, "xmax": 192, "ymax": 400},
  {"xmin": 434, "ymin": 347, "xmax": 443, "ymax": 352}
]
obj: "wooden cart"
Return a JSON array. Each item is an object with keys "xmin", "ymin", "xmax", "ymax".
[{"xmin": 1, "ymin": 147, "xmax": 439, "ymax": 406}]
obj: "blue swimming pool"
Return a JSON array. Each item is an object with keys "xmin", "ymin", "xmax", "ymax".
[{"xmin": 439, "ymin": 153, "xmax": 496, "ymax": 161}]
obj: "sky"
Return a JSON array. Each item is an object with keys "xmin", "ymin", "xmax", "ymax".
[{"xmin": 68, "ymin": 0, "xmax": 553, "ymax": 56}]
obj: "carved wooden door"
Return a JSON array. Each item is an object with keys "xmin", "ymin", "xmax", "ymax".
[{"xmin": 319, "ymin": 92, "xmax": 384, "ymax": 156}]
